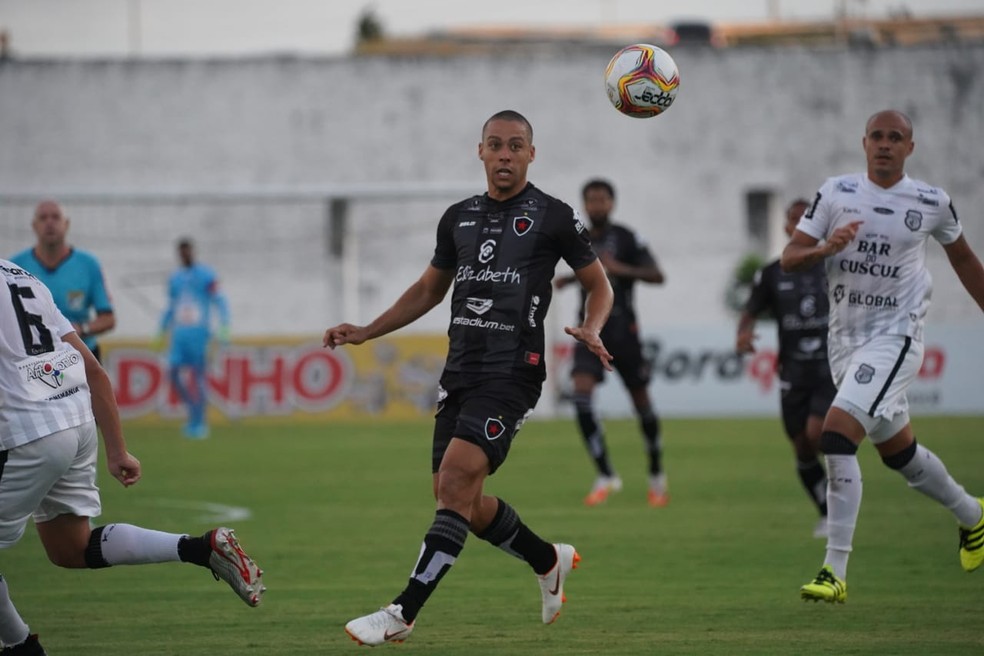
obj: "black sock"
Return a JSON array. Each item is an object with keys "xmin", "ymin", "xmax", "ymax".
[
  {"xmin": 393, "ymin": 509, "xmax": 469, "ymax": 623},
  {"xmin": 178, "ymin": 533, "xmax": 212, "ymax": 568},
  {"xmin": 84, "ymin": 526, "xmax": 110, "ymax": 569},
  {"xmin": 476, "ymin": 498, "xmax": 557, "ymax": 575},
  {"xmin": 639, "ymin": 409, "xmax": 662, "ymax": 475},
  {"xmin": 797, "ymin": 458, "xmax": 828, "ymax": 516},
  {"xmin": 573, "ymin": 392, "xmax": 613, "ymax": 476}
]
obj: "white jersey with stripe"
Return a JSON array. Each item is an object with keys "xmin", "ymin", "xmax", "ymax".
[
  {"xmin": 796, "ymin": 173, "xmax": 962, "ymax": 347},
  {"xmin": 0, "ymin": 259, "xmax": 94, "ymax": 450}
]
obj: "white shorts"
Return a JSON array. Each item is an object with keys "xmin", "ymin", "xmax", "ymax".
[
  {"xmin": 0, "ymin": 421, "xmax": 102, "ymax": 548},
  {"xmin": 829, "ymin": 334, "xmax": 923, "ymax": 423}
]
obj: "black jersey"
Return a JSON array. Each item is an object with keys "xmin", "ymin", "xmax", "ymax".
[
  {"xmin": 577, "ymin": 222, "xmax": 655, "ymax": 329},
  {"xmin": 432, "ymin": 183, "xmax": 596, "ymax": 382},
  {"xmin": 745, "ymin": 259, "xmax": 829, "ymax": 363}
]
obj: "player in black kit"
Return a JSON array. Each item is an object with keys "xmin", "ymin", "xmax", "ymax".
[
  {"xmin": 325, "ymin": 110, "xmax": 614, "ymax": 646},
  {"xmin": 555, "ymin": 179, "xmax": 668, "ymax": 508},
  {"xmin": 735, "ymin": 198, "xmax": 835, "ymax": 539}
]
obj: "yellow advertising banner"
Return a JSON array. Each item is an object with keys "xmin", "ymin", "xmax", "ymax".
[{"xmin": 102, "ymin": 335, "xmax": 449, "ymax": 423}]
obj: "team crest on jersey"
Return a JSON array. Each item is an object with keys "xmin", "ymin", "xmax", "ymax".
[
  {"xmin": 513, "ymin": 216, "xmax": 534, "ymax": 236},
  {"xmin": 833, "ymin": 285, "xmax": 845, "ymax": 303},
  {"xmin": 485, "ymin": 418, "xmax": 506, "ymax": 441},
  {"xmin": 800, "ymin": 295, "xmax": 817, "ymax": 317},
  {"xmin": 67, "ymin": 290, "xmax": 85, "ymax": 311},
  {"xmin": 905, "ymin": 210, "xmax": 923, "ymax": 231},
  {"xmin": 854, "ymin": 364, "xmax": 875, "ymax": 384}
]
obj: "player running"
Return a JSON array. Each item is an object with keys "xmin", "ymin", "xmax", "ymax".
[
  {"xmin": 0, "ymin": 259, "xmax": 263, "ymax": 655},
  {"xmin": 782, "ymin": 110, "xmax": 984, "ymax": 604}
]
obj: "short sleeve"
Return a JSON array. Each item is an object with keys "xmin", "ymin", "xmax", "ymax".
[
  {"xmin": 796, "ymin": 181, "xmax": 835, "ymax": 242},
  {"xmin": 558, "ymin": 207, "xmax": 597, "ymax": 271},
  {"xmin": 430, "ymin": 206, "xmax": 458, "ymax": 270},
  {"xmin": 932, "ymin": 193, "xmax": 963, "ymax": 246}
]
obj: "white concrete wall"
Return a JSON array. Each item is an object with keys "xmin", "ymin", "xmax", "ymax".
[{"xmin": 2, "ymin": 43, "xmax": 983, "ymax": 339}]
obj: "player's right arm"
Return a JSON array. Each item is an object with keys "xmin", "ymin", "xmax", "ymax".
[
  {"xmin": 736, "ymin": 266, "xmax": 769, "ymax": 354},
  {"xmin": 782, "ymin": 222, "xmax": 863, "ymax": 272},
  {"xmin": 324, "ymin": 265, "xmax": 454, "ymax": 349}
]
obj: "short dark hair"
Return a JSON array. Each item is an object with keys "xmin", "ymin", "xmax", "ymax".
[
  {"xmin": 482, "ymin": 110, "xmax": 533, "ymax": 142},
  {"xmin": 787, "ymin": 198, "xmax": 810, "ymax": 212},
  {"xmin": 177, "ymin": 237, "xmax": 194, "ymax": 249},
  {"xmin": 582, "ymin": 179, "xmax": 615, "ymax": 200}
]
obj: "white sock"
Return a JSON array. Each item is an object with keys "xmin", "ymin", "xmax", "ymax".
[
  {"xmin": 823, "ymin": 455, "xmax": 863, "ymax": 580},
  {"xmin": 0, "ymin": 575, "xmax": 30, "ymax": 648},
  {"xmin": 97, "ymin": 524, "xmax": 184, "ymax": 565},
  {"xmin": 896, "ymin": 444, "xmax": 983, "ymax": 527}
]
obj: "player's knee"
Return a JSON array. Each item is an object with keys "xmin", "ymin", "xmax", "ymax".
[
  {"xmin": 436, "ymin": 463, "xmax": 484, "ymax": 506},
  {"xmin": 820, "ymin": 431, "xmax": 858, "ymax": 455},
  {"xmin": 881, "ymin": 439, "xmax": 918, "ymax": 470},
  {"xmin": 571, "ymin": 391, "xmax": 594, "ymax": 414}
]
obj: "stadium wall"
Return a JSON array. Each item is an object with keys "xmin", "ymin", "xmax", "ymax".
[{"xmin": 1, "ymin": 45, "xmax": 982, "ymax": 417}]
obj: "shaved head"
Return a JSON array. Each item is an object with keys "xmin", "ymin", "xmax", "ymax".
[{"xmin": 865, "ymin": 110, "xmax": 913, "ymax": 138}]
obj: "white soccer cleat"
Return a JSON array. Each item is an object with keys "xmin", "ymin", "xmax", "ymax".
[
  {"xmin": 537, "ymin": 543, "xmax": 580, "ymax": 624},
  {"xmin": 208, "ymin": 527, "xmax": 265, "ymax": 607},
  {"xmin": 345, "ymin": 604, "xmax": 414, "ymax": 646}
]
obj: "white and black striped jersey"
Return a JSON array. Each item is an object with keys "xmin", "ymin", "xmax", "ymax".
[
  {"xmin": 0, "ymin": 259, "xmax": 93, "ymax": 449},
  {"xmin": 432, "ymin": 183, "xmax": 597, "ymax": 381},
  {"xmin": 796, "ymin": 174, "xmax": 962, "ymax": 347}
]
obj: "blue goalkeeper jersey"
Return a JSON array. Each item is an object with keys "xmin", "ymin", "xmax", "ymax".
[
  {"xmin": 160, "ymin": 263, "xmax": 229, "ymax": 339},
  {"xmin": 9, "ymin": 247, "xmax": 113, "ymax": 352}
]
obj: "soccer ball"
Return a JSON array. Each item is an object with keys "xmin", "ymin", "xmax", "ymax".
[{"xmin": 604, "ymin": 44, "xmax": 680, "ymax": 118}]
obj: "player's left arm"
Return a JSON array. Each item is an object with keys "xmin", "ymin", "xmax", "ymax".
[
  {"xmin": 62, "ymin": 331, "xmax": 141, "ymax": 487},
  {"xmin": 565, "ymin": 260, "xmax": 614, "ymax": 371},
  {"xmin": 943, "ymin": 235, "xmax": 984, "ymax": 313}
]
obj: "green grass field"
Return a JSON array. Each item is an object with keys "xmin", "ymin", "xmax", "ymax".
[{"xmin": 5, "ymin": 416, "xmax": 984, "ymax": 655}]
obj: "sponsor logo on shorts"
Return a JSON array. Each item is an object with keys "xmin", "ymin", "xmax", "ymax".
[
  {"xmin": 485, "ymin": 418, "xmax": 506, "ymax": 441},
  {"xmin": 854, "ymin": 363, "xmax": 875, "ymax": 384}
]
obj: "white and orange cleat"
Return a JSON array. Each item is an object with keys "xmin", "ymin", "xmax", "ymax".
[
  {"xmin": 584, "ymin": 475, "xmax": 622, "ymax": 506},
  {"xmin": 208, "ymin": 527, "xmax": 265, "ymax": 607},
  {"xmin": 537, "ymin": 543, "xmax": 580, "ymax": 624},
  {"xmin": 345, "ymin": 604, "xmax": 414, "ymax": 646},
  {"xmin": 647, "ymin": 473, "xmax": 670, "ymax": 508}
]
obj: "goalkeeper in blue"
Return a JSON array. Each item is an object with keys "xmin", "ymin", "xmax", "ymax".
[{"xmin": 157, "ymin": 238, "xmax": 230, "ymax": 439}]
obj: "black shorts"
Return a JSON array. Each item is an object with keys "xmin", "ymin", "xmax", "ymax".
[
  {"xmin": 571, "ymin": 321, "xmax": 651, "ymax": 390},
  {"xmin": 779, "ymin": 359, "xmax": 837, "ymax": 440},
  {"xmin": 432, "ymin": 373, "xmax": 541, "ymax": 475}
]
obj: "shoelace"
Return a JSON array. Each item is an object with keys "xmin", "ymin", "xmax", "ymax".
[
  {"xmin": 959, "ymin": 525, "xmax": 983, "ymax": 550},
  {"xmin": 815, "ymin": 569, "xmax": 839, "ymax": 586}
]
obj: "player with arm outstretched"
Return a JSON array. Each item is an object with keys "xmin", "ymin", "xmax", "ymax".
[{"xmin": 325, "ymin": 110, "xmax": 613, "ymax": 647}]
